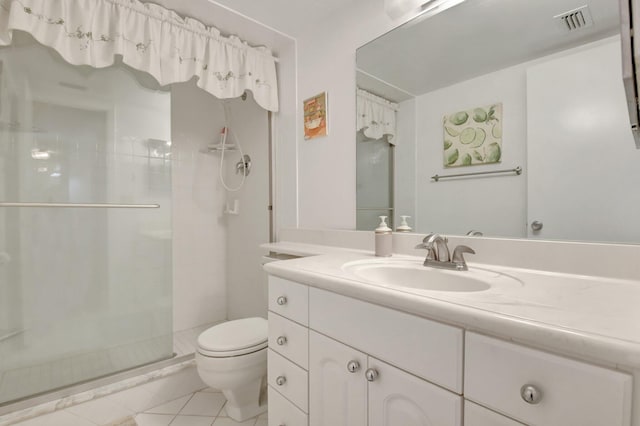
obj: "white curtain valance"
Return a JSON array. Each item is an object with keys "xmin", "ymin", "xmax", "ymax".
[
  {"xmin": 0, "ymin": 0, "xmax": 279, "ymax": 111},
  {"xmin": 356, "ymin": 88, "xmax": 398, "ymax": 144}
]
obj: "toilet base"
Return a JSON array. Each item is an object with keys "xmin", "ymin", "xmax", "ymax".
[{"xmin": 222, "ymin": 376, "xmax": 267, "ymax": 422}]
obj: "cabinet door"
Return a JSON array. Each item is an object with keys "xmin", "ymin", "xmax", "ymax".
[
  {"xmin": 309, "ymin": 331, "xmax": 367, "ymax": 426},
  {"xmin": 368, "ymin": 358, "xmax": 462, "ymax": 426}
]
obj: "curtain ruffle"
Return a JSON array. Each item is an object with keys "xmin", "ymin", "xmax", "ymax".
[
  {"xmin": 0, "ymin": 0, "xmax": 279, "ymax": 111},
  {"xmin": 356, "ymin": 88, "xmax": 397, "ymax": 143}
]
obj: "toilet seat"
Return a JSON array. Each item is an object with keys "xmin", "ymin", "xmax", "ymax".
[{"xmin": 197, "ymin": 317, "xmax": 268, "ymax": 358}]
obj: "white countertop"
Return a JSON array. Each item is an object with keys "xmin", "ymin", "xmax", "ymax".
[{"xmin": 263, "ymin": 244, "xmax": 640, "ymax": 370}]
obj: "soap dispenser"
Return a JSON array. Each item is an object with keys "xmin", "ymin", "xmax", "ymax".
[
  {"xmin": 396, "ymin": 216, "xmax": 412, "ymax": 233},
  {"xmin": 375, "ymin": 216, "xmax": 392, "ymax": 257}
]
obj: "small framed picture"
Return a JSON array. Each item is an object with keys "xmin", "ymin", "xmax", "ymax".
[{"xmin": 303, "ymin": 92, "xmax": 328, "ymax": 140}]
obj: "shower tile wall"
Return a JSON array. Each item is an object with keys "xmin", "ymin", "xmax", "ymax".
[
  {"xmin": 222, "ymin": 96, "xmax": 269, "ymax": 320},
  {"xmin": 171, "ymin": 81, "xmax": 228, "ymax": 331},
  {"xmin": 171, "ymin": 82, "xmax": 270, "ymax": 328}
]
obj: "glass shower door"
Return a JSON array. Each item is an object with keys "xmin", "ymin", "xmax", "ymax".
[
  {"xmin": 356, "ymin": 132, "xmax": 394, "ymax": 230},
  {"xmin": 0, "ymin": 35, "xmax": 173, "ymax": 404}
]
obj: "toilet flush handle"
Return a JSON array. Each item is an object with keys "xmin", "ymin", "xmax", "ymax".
[
  {"xmin": 276, "ymin": 336, "xmax": 287, "ymax": 346},
  {"xmin": 276, "ymin": 296, "xmax": 287, "ymax": 306},
  {"xmin": 275, "ymin": 376, "xmax": 287, "ymax": 386}
]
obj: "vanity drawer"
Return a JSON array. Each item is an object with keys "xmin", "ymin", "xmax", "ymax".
[
  {"xmin": 268, "ymin": 349, "xmax": 309, "ymax": 413},
  {"xmin": 309, "ymin": 287, "xmax": 463, "ymax": 393},
  {"xmin": 268, "ymin": 311, "xmax": 309, "ymax": 369},
  {"xmin": 269, "ymin": 276, "xmax": 309, "ymax": 326},
  {"xmin": 465, "ymin": 332, "xmax": 632, "ymax": 426},
  {"xmin": 269, "ymin": 385, "xmax": 308, "ymax": 426},
  {"xmin": 464, "ymin": 401, "xmax": 525, "ymax": 426}
]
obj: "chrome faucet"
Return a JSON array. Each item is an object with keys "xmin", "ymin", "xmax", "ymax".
[
  {"xmin": 415, "ymin": 233, "xmax": 475, "ymax": 271},
  {"xmin": 416, "ymin": 233, "xmax": 450, "ymax": 262}
]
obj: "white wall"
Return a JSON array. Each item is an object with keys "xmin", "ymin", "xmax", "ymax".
[
  {"xmin": 414, "ymin": 62, "xmax": 528, "ymax": 237},
  {"xmin": 527, "ymin": 37, "xmax": 640, "ymax": 243},
  {"xmin": 296, "ymin": 0, "xmax": 401, "ymax": 229}
]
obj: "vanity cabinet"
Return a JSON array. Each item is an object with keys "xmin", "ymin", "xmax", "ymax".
[
  {"xmin": 465, "ymin": 332, "xmax": 633, "ymax": 426},
  {"xmin": 267, "ymin": 277, "xmax": 309, "ymax": 426},
  {"xmin": 308, "ymin": 331, "xmax": 367, "ymax": 426},
  {"xmin": 267, "ymin": 275, "xmax": 633, "ymax": 426},
  {"xmin": 308, "ymin": 330, "xmax": 462, "ymax": 426}
]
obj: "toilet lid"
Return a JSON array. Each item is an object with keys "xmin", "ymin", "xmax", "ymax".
[{"xmin": 198, "ymin": 317, "xmax": 268, "ymax": 355}]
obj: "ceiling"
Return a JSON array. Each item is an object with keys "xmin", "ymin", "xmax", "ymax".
[
  {"xmin": 357, "ymin": 0, "xmax": 620, "ymax": 101},
  {"xmin": 205, "ymin": 0, "xmax": 359, "ymax": 38}
]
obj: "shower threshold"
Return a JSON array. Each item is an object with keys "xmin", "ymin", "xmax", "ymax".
[{"xmin": 0, "ymin": 321, "xmax": 217, "ymax": 419}]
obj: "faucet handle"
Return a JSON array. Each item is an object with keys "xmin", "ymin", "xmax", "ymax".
[
  {"xmin": 414, "ymin": 242, "xmax": 437, "ymax": 260},
  {"xmin": 451, "ymin": 245, "xmax": 475, "ymax": 270}
]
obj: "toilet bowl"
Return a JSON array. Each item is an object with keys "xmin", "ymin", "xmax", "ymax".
[{"xmin": 195, "ymin": 317, "xmax": 268, "ymax": 421}]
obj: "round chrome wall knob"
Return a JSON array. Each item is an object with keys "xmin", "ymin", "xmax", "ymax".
[
  {"xmin": 275, "ymin": 376, "xmax": 287, "ymax": 386},
  {"xmin": 347, "ymin": 360, "xmax": 360, "ymax": 373},
  {"xmin": 276, "ymin": 296, "xmax": 287, "ymax": 305},
  {"xmin": 531, "ymin": 220, "xmax": 543, "ymax": 231},
  {"xmin": 521, "ymin": 384, "xmax": 542, "ymax": 404},
  {"xmin": 276, "ymin": 336, "xmax": 287, "ymax": 345},
  {"xmin": 365, "ymin": 368, "xmax": 379, "ymax": 382}
]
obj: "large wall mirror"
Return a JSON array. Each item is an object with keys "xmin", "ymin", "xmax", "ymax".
[{"xmin": 355, "ymin": 0, "xmax": 640, "ymax": 244}]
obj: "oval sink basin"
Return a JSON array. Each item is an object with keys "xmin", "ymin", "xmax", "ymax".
[{"xmin": 343, "ymin": 259, "xmax": 521, "ymax": 293}]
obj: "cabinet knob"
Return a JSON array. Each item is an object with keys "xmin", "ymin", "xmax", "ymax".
[
  {"xmin": 365, "ymin": 368, "xmax": 379, "ymax": 382},
  {"xmin": 520, "ymin": 384, "xmax": 542, "ymax": 404},
  {"xmin": 276, "ymin": 296, "xmax": 287, "ymax": 305},
  {"xmin": 276, "ymin": 336, "xmax": 287, "ymax": 346},
  {"xmin": 275, "ymin": 375, "xmax": 287, "ymax": 386},
  {"xmin": 346, "ymin": 360, "xmax": 360, "ymax": 373}
]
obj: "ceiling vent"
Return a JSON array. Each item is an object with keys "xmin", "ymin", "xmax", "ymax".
[{"xmin": 555, "ymin": 5, "xmax": 594, "ymax": 32}]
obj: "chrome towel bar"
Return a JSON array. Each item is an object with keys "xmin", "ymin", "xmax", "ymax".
[{"xmin": 431, "ymin": 166, "xmax": 522, "ymax": 182}]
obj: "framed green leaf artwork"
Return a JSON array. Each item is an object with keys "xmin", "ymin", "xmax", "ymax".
[{"xmin": 443, "ymin": 103, "xmax": 502, "ymax": 167}]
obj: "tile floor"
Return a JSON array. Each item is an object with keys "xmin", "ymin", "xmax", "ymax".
[{"xmin": 134, "ymin": 388, "xmax": 267, "ymax": 426}]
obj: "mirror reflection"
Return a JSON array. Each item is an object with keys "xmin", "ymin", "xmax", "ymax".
[{"xmin": 356, "ymin": 0, "xmax": 640, "ymax": 244}]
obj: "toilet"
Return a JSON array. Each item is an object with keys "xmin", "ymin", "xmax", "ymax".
[{"xmin": 195, "ymin": 317, "xmax": 268, "ymax": 421}]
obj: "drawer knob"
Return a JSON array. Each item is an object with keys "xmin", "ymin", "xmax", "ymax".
[
  {"xmin": 276, "ymin": 336, "xmax": 287, "ymax": 346},
  {"xmin": 276, "ymin": 375, "xmax": 287, "ymax": 386},
  {"xmin": 365, "ymin": 368, "xmax": 379, "ymax": 382},
  {"xmin": 347, "ymin": 360, "xmax": 360, "ymax": 373},
  {"xmin": 276, "ymin": 296, "xmax": 287, "ymax": 305},
  {"xmin": 521, "ymin": 384, "xmax": 542, "ymax": 404}
]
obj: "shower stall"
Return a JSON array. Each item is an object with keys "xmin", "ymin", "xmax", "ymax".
[
  {"xmin": 0, "ymin": 34, "xmax": 174, "ymax": 405},
  {"xmin": 0, "ymin": 0, "xmax": 279, "ymax": 410}
]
